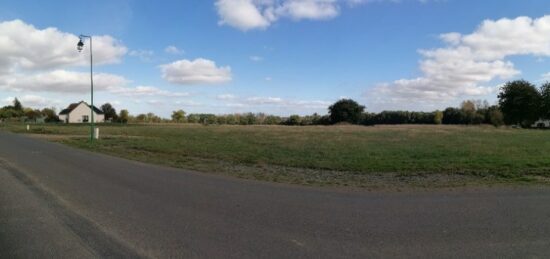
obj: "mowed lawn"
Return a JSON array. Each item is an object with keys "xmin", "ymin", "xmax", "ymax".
[{"xmin": 3, "ymin": 123, "xmax": 550, "ymax": 187}]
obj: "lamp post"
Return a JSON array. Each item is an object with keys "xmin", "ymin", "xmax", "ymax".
[{"xmin": 77, "ymin": 35, "xmax": 94, "ymax": 142}]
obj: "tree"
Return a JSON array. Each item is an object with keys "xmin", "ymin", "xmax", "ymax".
[
  {"xmin": 328, "ymin": 99, "xmax": 365, "ymax": 124},
  {"xmin": 434, "ymin": 111, "xmax": 444, "ymax": 125},
  {"xmin": 264, "ymin": 115, "xmax": 282, "ymax": 125},
  {"xmin": 285, "ymin": 115, "xmax": 302, "ymax": 125},
  {"xmin": 136, "ymin": 114, "xmax": 147, "ymax": 122},
  {"xmin": 498, "ymin": 80, "xmax": 542, "ymax": 126},
  {"xmin": 488, "ymin": 107, "xmax": 504, "ymax": 127},
  {"xmin": 118, "ymin": 109, "xmax": 129, "ymax": 123},
  {"xmin": 187, "ymin": 114, "xmax": 200, "ymax": 123},
  {"xmin": 41, "ymin": 107, "xmax": 59, "ymax": 122},
  {"xmin": 541, "ymin": 82, "xmax": 550, "ymax": 119},
  {"xmin": 13, "ymin": 98, "xmax": 23, "ymax": 111},
  {"xmin": 171, "ymin": 110, "xmax": 186, "ymax": 123},
  {"xmin": 442, "ymin": 107, "xmax": 465, "ymax": 124},
  {"xmin": 101, "ymin": 103, "xmax": 118, "ymax": 121}
]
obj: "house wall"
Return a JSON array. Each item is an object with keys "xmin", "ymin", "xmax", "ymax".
[
  {"xmin": 59, "ymin": 114, "xmax": 68, "ymax": 123},
  {"xmin": 532, "ymin": 119, "xmax": 550, "ymax": 128},
  {"xmin": 66, "ymin": 103, "xmax": 105, "ymax": 123}
]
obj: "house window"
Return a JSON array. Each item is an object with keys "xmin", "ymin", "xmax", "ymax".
[{"xmin": 82, "ymin": 115, "xmax": 89, "ymax": 122}]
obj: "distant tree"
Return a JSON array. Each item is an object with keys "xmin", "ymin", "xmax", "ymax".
[
  {"xmin": 498, "ymin": 80, "xmax": 542, "ymax": 126},
  {"xmin": 41, "ymin": 107, "xmax": 59, "ymax": 122},
  {"xmin": 225, "ymin": 114, "xmax": 237, "ymax": 125},
  {"xmin": 216, "ymin": 116, "xmax": 227, "ymax": 124},
  {"xmin": 118, "ymin": 109, "xmax": 129, "ymax": 123},
  {"xmin": 541, "ymin": 82, "xmax": 550, "ymax": 119},
  {"xmin": 171, "ymin": 110, "xmax": 186, "ymax": 123},
  {"xmin": 136, "ymin": 114, "xmax": 147, "ymax": 122},
  {"xmin": 434, "ymin": 111, "xmax": 444, "ymax": 125},
  {"xmin": 255, "ymin": 113, "xmax": 267, "ymax": 125},
  {"xmin": 328, "ymin": 99, "xmax": 365, "ymax": 124},
  {"xmin": 187, "ymin": 114, "xmax": 200, "ymax": 123},
  {"xmin": 488, "ymin": 106, "xmax": 504, "ymax": 127},
  {"xmin": 442, "ymin": 107, "xmax": 465, "ymax": 124},
  {"xmin": 285, "ymin": 115, "xmax": 302, "ymax": 125},
  {"xmin": 360, "ymin": 113, "xmax": 376, "ymax": 126},
  {"xmin": 101, "ymin": 103, "xmax": 118, "ymax": 121},
  {"xmin": 199, "ymin": 114, "xmax": 217, "ymax": 125},
  {"xmin": 13, "ymin": 98, "xmax": 23, "ymax": 111},
  {"xmin": 23, "ymin": 108, "xmax": 42, "ymax": 121},
  {"xmin": 239, "ymin": 113, "xmax": 256, "ymax": 125},
  {"xmin": 264, "ymin": 115, "xmax": 282, "ymax": 125}
]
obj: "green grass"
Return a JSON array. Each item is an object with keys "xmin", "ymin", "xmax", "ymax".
[{"xmin": 2, "ymin": 123, "xmax": 550, "ymax": 188}]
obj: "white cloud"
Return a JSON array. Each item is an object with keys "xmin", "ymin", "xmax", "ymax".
[
  {"xmin": 215, "ymin": 0, "xmax": 272, "ymax": 31},
  {"xmin": 5, "ymin": 70, "xmax": 128, "ymax": 93},
  {"xmin": 160, "ymin": 58, "xmax": 232, "ymax": 85},
  {"xmin": 217, "ymin": 94, "xmax": 237, "ymax": 100},
  {"xmin": 175, "ymin": 100, "xmax": 202, "ymax": 106},
  {"xmin": 0, "ymin": 20, "xmax": 127, "ymax": 73},
  {"xmin": 215, "ymin": 0, "xmax": 433, "ymax": 31},
  {"xmin": 277, "ymin": 0, "xmax": 340, "ymax": 21},
  {"xmin": 2, "ymin": 95, "xmax": 57, "ymax": 108},
  {"xmin": 222, "ymin": 95, "xmax": 331, "ymax": 110},
  {"xmin": 165, "ymin": 45, "xmax": 184, "ymax": 55},
  {"xmin": 1, "ymin": 70, "xmax": 189, "ymax": 99},
  {"xmin": 215, "ymin": 0, "xmax": 340, "ymax": 31},
  {"xmin": 108, "ymin": 86, "xmax": 190, "ymax": 97},
  {"xmin": 129, "ymin": 49, "xmax": 154, "ymax": 61},
  {"xmin": 249, "ymin": 55, "xmax": 264, "ymax": 62},
  {"xmin": 246, "ymin": 96, "xmax": 285, "ymax": 104},
  {"xmin": 367, "ymin": 15, "xmax": 550, "ymax": 109},
  {"xmin": 542, "ymin": 72, "xmax": 550, "ymax": 82}
]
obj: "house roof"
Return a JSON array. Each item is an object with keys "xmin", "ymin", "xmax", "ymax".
[{"xmin": 59, "ymin": 101, "xmax": 104, "ymax": 115}]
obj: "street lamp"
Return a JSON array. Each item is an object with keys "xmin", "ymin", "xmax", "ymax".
[{"xmin": 77, "ymin": 35, "xmax": 95, "ymax": 142}]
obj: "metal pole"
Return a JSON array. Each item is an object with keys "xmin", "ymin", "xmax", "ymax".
[{"xmin": 90, "ymin": 36, "xmax": 94, "ymax": 143}]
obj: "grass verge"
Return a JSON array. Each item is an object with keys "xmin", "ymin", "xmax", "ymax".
[{"xmin": 2, "ymin": 123, "xmax": 550, "ymax": 189}]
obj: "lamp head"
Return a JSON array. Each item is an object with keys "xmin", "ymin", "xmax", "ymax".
[{"xmin": 77, "ymin": 39, "xmax": 84, "ymax": 52}]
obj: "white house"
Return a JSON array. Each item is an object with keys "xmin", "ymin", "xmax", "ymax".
[
  {"xmin": 59, "ymin": 101, "xmax": 105, "ymax": 123},
  {"xmin": 532, "ymin": 119, "xmax": 550, "ymax": 128}
]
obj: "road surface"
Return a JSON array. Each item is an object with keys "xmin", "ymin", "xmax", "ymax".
[{"xmin": 1, "ymin": 131, "xmax": 550, "ymax": 258}]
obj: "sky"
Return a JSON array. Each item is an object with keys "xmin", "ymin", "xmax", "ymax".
[{"xmin": 0, "ymin": 0, "xmax": 550, "ymax": 117}]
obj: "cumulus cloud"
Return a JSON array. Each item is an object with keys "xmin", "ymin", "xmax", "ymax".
[
  {"xmin": 215, "ymin": 0, "xmax": 272, "ymax": 31},
  {"xmin": 129, "ymin": 49, "xmax": 154, "ymax": 61},
  {"xmin": 215, "ymin": 0, "xmax": 433, "ymax": 30},
  {"xmin": 2, "ymin": 95, "xmax": 57, "ymax": 108},
  {"xmin": 215, "ymin": 0, "xmax": 340, "ymax": 31},
  {"xmin": 108, "ymin": 86, "xmax": 190, "ymax": 97},
  {"xmin": 217, "ymin": 94, "xmax": 237, "ymax": 100},
  {"xmin": 160, "ymin": 58, "xmax": 232, "ymax": 85},
  {"xmin": 1, "ymin": 69, "xmax": 189, "ymax": 99},
  {"xmin": 249, "ymin": 55, "xmax": 264, "ymax": 62},
  {"xmin": 220, "ymin": 95, "xmax": 331, "ymax": 110},
  {"xmin": 0, "ymin": 20, "xmax": 127, "ymax": 73},
  {"xmin": 367, "ymin": 15, "xmax": 550, "ymax": 109},
  {"xmin": 165, "ymin": 45, "xmax": 184, "ymax": 55},
  {"xmin": 6, "ymin": 70, "xmax": 129, "ymax": 93}
]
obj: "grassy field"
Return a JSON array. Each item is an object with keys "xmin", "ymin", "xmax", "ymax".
[{"xmin": 2, "ymin": 123, "xmax": 550, "ymax": 188}]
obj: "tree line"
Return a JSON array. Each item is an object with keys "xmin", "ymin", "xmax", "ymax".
[{"xmin": 1, "ymin": 80, "xmax": 548, "ymax": 128}]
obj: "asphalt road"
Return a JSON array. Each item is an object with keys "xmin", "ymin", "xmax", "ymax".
[{"xmin": 1, "ymin": 131, "xmax": 550, "ymax": 258}]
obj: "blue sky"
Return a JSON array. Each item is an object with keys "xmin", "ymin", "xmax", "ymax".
[{"xmin": 0, "ymin": 0, "xmax": 549, "ymax": 116}]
